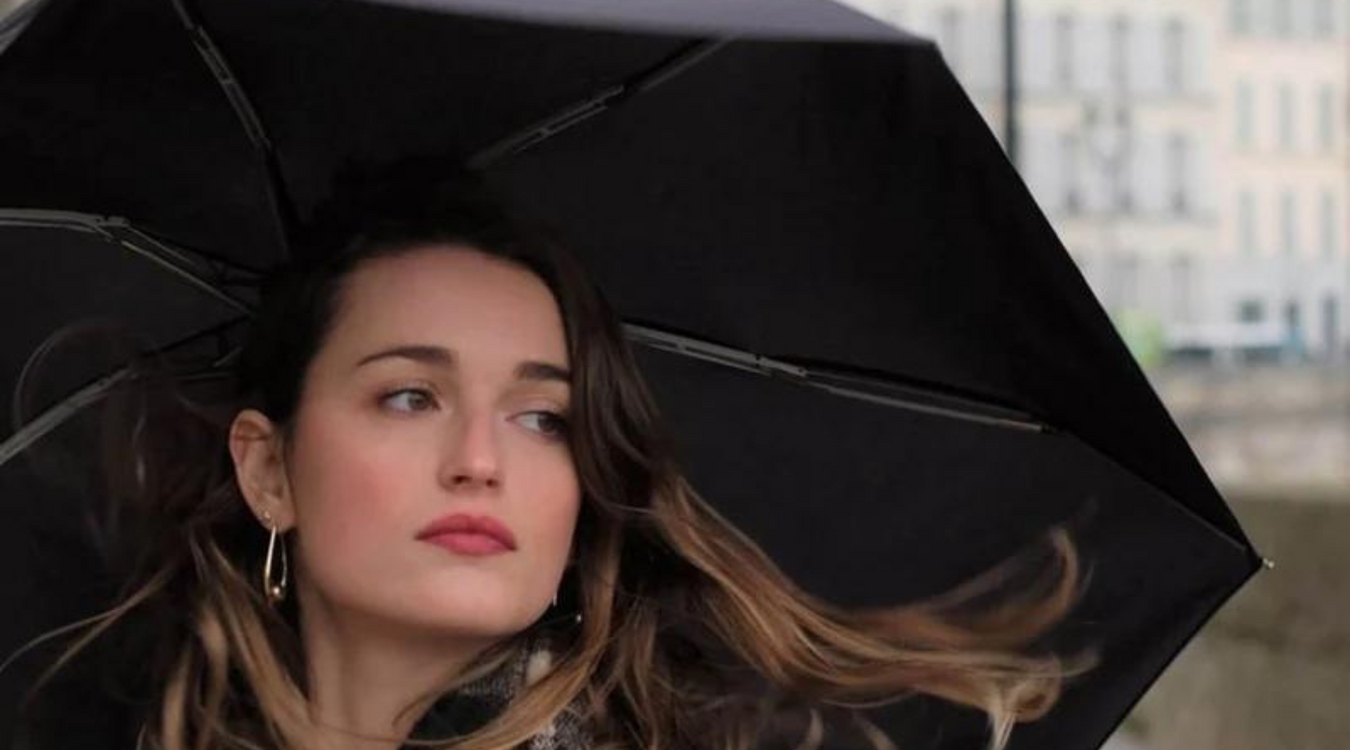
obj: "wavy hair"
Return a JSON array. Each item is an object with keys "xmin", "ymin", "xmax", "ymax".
[{"xmin": 4, "ymin": 163, "xmax": 1095, "ymax": 750}]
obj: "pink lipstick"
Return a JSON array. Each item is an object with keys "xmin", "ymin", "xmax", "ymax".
[{"xmin": 415, "ymin": 513, "xmax": 517, "ymax": 556}]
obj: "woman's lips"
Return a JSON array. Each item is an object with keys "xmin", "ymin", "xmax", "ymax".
[
  {"xmin": 421, "ymin": 531, "xmax": 512, "ymax": 556},
  {"xmin": 415, "ymin": 512, "xmax": 517, "ymax": 556}
]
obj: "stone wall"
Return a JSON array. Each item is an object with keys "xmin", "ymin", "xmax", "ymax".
[
  {"xmin": 1117, "ymin": 497, "xmax": 1349, "ymax": 750},
  {"xmin": 1108, "ymin": 363, "xmax": 1349, "ymax": 750}
]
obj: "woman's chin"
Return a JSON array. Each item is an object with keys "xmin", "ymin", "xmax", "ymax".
[
  {"xmin": 299, "ymin": 568, "xmax": 545, "ymax": 639},
  {"xmin": 389, "ymin": 595, "xmax": 538, "ymax": 639}
]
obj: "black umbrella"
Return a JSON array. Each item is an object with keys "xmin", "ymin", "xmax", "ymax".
[{"xmin": 0, "ymin": 0, "xmax": 1263, "ymax": 748}]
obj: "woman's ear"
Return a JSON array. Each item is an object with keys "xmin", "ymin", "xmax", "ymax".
[{"xmin": 228, "ymin": 408, "xmax": 297, "ymax": 530}]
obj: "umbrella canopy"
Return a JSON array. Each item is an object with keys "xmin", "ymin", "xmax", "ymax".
[{"xmin": 0, "ymin": 0, "xmax": 1263, "ymax": 749}]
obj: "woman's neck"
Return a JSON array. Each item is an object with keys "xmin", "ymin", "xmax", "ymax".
[{"xmin": 297, "ymin": 579, "xmax": 497, "ymax": 750}]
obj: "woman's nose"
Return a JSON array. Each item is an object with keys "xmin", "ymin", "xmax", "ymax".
[{"xmin": 439, "ymin": 404, "xmax": 502, "ymax": 491}]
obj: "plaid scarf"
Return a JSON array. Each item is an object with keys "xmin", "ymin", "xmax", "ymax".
[{"xmin": 402, "ymin": 631, "xmax": 592, "ymax": 750}]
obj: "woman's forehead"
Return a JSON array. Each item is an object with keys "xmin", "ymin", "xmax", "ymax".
[{"xmin": 325, "ymin": 246, "xmax": 570, "ymax": 373}]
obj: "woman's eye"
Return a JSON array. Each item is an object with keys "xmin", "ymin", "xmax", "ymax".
[
  {"xmin": 380, "ymin": 388, "xmax": 436, "ymax": 413},
  {"xmin": 519, "ymin": 411, "xmax": 569, "ymax": 440}
]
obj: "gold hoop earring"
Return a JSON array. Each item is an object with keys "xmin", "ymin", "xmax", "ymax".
[{"xmin": 261, "ymin": 510, "xmax": 288, "ymax": 605}]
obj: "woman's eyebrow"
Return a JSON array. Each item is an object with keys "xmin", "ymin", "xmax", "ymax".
[{"xmin": 353, "ymin": 344, "xmax": 571, "ymax": 385}]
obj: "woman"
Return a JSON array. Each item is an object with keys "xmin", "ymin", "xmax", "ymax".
[{"xmin": 5, "ymin": 163, "xmax": 1092, "ymax": 750}]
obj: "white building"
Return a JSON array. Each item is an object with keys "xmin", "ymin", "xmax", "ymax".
[
  {"xmin": 845, "ymin": 0, "xmax": 1350, "ymax": 365},
  {"xmin": 1209, "ymin": 0, "xmax": 1350, "ymax": 362}
]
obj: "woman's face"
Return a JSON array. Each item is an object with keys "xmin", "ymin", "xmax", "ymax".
[{"xmin": 263, "ymin": 245, "xmax": 580, "ymax": 641}]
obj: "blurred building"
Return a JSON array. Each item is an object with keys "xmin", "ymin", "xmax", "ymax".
[
  {"xmin": 1213, "ymin": 0, "xmax": 1349, "ymax": 365},
  {"xmin": 845, "ymin": 0, "xmax": 1350, "ymax": 366}
]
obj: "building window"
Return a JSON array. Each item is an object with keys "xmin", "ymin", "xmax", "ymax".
[
  {"xmin": 1322, "ymin": 295, "xmax": 1340, "ymax": 359},
  {"xmin": 1167, "ymin": 133, "xmax": 1190, "ymax": 214},
  {"xmin": 1236, "ymin": 80, "xmax": 1255, "ymax": 148},
  {"xmin": 1230, "ymin": 0, "xmax": 1252, "ymax": 34},
  {"xmin": 1277, "ymin": 83, "xmax": 1296, "ymax": 152},
  {"xmin": 1312, "ymin": 0, "xmax": 1336, "ymax": 37},
  {"xmin": 1054, "ymin": 13, "xmax": 1075, "ymax": 90},
  {"xmin": 1284, "ymin": 300, "xmax": 1303, "ymax": 349},
  {"xmin": 1061, "ymin": 131, "xmax": 1082, "ymax": 213},
  {"xmin": 1281, "ymin": 190, "xmax": 1298, "ymax": 256},
  {"xmin": 1237, "ymin": 297, "xmax": 1265, "ymax": 323},
  {"xmin": 1114, "ymin": 155, "xmax": 1134, "ymax": 214},
  {"xmin": 1117, "ymin": 252, "xmax": 1140, "ymax": 309},
  {"xmin": 1171, "ymin": 253, "xmax": 1194, "ymax": 323},
  {"xmin": 1163, "ymin": 18, "xmax": 1187, "ymax": 93},
  {"xmin": 1109, "ymin": 15, "xmax": 1130, "ymax": 92},
  {"xmin": 938, "ymin": 7, "xmax": 963, "ymax": 74},
  {"xmin": 1318, "ymin": 85, "xmax": 1336, "ymax": 152},
  {"xmin": 1239, "ymin": 190, "xmax": 1258, "ymax": 256},
  {"xmin": 1273, "ymin": 0, "xmax": 1293, "ymax": 36},
  {"xmin": 1323, "ymin": 190, "xmax": 1339, "ymax": 259}
]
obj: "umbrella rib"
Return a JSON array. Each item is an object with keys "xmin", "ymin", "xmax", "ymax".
[
  {"xmin": 0, "ymin": 367, "xmax": 137, "ymax": 469},
  {"xmin": 170, "ymin": 0, "xmax": 299, "ymax": 259},
  {"xmin": 1054, "ymin": 427, "xmax": 1262, "ymax": 560},
  {"xmin": 0, "ymin": 208, "xmax": 256, "ymax": 314},
  {"xmin": 622, "ymin": 323, "xmax": 1050, "ymax": 433},
  {"xmin": 0, "ymin": 364, "xmax": 235, "ymax": 470},
  {"xmin": 169, "ymin": 0, "xmax": 270, "ymax": 151},
  {"xmin": 468, "ymin": 37, "xmax": 733, "ymax": 169},
  {"xmin": 1, "ymin": 317, "xmax": 247, "ymax": 470}
]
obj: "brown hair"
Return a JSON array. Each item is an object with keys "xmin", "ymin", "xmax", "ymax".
[{"xmin": 4, "ymin": 162, "xmax": 1094, "ymax": 750}]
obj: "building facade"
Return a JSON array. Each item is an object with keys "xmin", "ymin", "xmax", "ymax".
[
  {"xmin": 1213, "ymin": 0, "xmax": 1349, "ymax": 363},
  {"xmin": 845, "ymin": 0, "xmax": 1350, "ymax": 365}
]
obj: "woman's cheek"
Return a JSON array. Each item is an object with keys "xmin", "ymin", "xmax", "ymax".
[
  {"xmin": 541, "ymin": 475, "xmax": 582, "ymax": 558},
  {"xmin": 296, "ymin": 430, "xmax": 407, "ymax": 552}
]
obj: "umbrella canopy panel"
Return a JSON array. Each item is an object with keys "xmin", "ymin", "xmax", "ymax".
[
  {"xmin": 634, "ymin": 343, "xmax": 1254, "ymax": 750},
  {"xmin": 0, "ymin": 226, "xmax": 246, "ymax": 745},
  {"xmin": 0, "ymin": 0, "xmax": 287, "ymax": 267}
]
